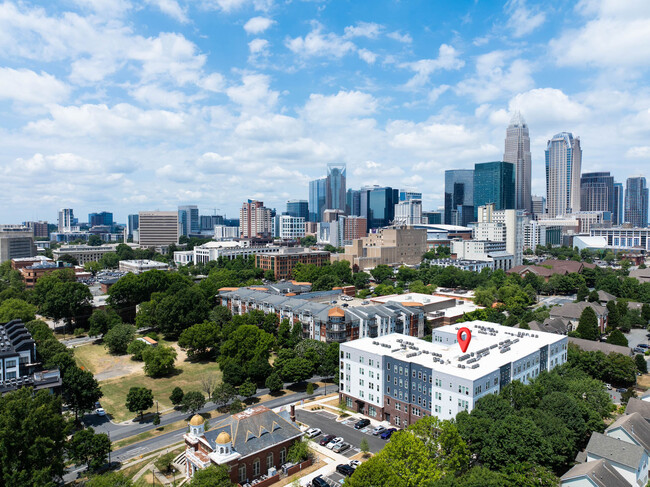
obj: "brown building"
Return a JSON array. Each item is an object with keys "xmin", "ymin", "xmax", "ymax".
[
  {"xmin": 24, "ymin": 221, "xmax": 49, "ymax": 238},
  {"xmin": 256, "ymin": 248, "xmax": 330, "ymax": 280},
  {"xmin": 184, "ymin": 406, "xmax": 304, "ymax": 484},
  {"xmin": 507, "ymin": 259, "xmax": 596, "ymax": 282},
  {"xmin": 18, "ymin": 261, "xmax": 72, "ymax": 288},
  {"xmin": 11, "ymin": 256, "xmax": 53, "ymax": 270},
  {"xmin": 330, "ymin": 227, "xmax": 427, "ymax": 271},
  {"xmin": 239, "ymin": 200, "xmax": 273, "ymax": 239},
  {"xmin": 345, "ymin": 216, "xmax": 367, "ymax": 241}
]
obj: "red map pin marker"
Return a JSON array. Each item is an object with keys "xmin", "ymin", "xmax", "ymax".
[{"xmin": 457, "ymin": 327, "xmax": 471, "ymax": 353}]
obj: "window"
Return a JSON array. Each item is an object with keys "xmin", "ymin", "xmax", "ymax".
[
  {"xmin": 412, "ymin": 371, "xmax": 416, "ymax": 378},
  {"xmin": 369, "ymin": 394, "xmax": 374, "ymax": 402},
  {"xmin": 360, "ymin": 368, "xmax": 365, "ymax": 376},
  {"xmin": 396, "ymin": 403, "xmax": 401, "ymax": 411},
  {"xmin": 399, "ymin": 366, "xmax": 403, "ymax": 375},
  {"xmin": 253, "ymin": 459, "xmax": 260, "ymax": 477},
  {"xmin": 418, "ymin": 372, "xmax": 422, "ymax": 379},
  {"xmin": 360, "ymin": 391, "xmax": 364, "ymax": 398},
  {"xmin": 359, "ymin": 356, "xmax": 364, "ymax": 364},
  {"xmin": 369, "ymin": 359, "xmax": 374, "ymax": 367},
  {"xmin": 5, "ymin": 372, "xmax": 16, "ymax": 379},
  {"xmin": 369, "ymin": 406, "xmax": 377, "ymax": 417},
  {"xmin": 394, "ymin": 365, "xmax": 398, "ymax": 373},
  {"xmin": 387, "ymin": 362, "xmax": 391, "ymax": 370},
  {"xmin": 5, "ymin": 360, "xmax": 16, "ymax": 368},
  {"xmin": 346, "ymin": 397, "xmax": 353, "ymax": 408},
  {"xmin": 239, "ymin": 465, "xmax": 246, "ymax": 483},
  {"xmin": 359, "ymin": 379, "xmax": 364, "ymax": 387},
  {"xmin": 387, "ymin": 374, "xmax": 391, "ymax": 382},
  {"xmin": 395, "ymin": 416, "xmax": 401, "ymax": 426},
  {"xmin": 412, "ymin": 394, "xmax": 416, "ymax": 402},
  {"xmin": 387, "ymin": 386, "xmax": 390, "ymax": 394},
  {"xmin": 280, "ymin": 448, "xmax": 286, "ymax": 465},
  {"xmin": 267, "ymin": 453, "xmax": 273, "ymax": 470}
]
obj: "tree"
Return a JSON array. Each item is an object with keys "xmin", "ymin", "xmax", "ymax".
[
  {"xmin": 57, "ymin": 254, "xmax": 79, "ymax": 266},
  {"xmin": 125, "ymin": 387, "xmax": 154, "ymax": 421},
  {"xmin": 84, "ymin": 261, "xmax": 102, "ymax": 275},
  {"xmin": 67, "ymin": 427, "xmax": 111, "ymax": 471},
  {"xmin": 170, "ymin": 387, "xmax": 184, "ymax": 407},
  {"xmin": 263, "ymin": 269, "xmax": 276, "ymax": 281},
  {"xmin": 190, "ymin": 465, "xmax": 233, "ymax": 487},
  {"xmin": 587, "ymin": 290, "xmax": 599, "ymax": 302},
  {"xmin": 0, "ymin": 388, "xmax": 67, "ymax": 486},
  {"xmin": 88, "ymin": 307, "xmax": 122, "ymax": 337},
  {"xmin": 606, "ymin": 329, "xmax": 629, "ymax": 347},
  {"xmin": 200, "ymin": 374, "xmax": 218, "ymax": 399},
  {"xmin": 265, "ymin": 372, "xmax": 284, "ymax": 394},
  {"xmin": 39, "ymin": 281, "xmax": 92, "ymax": 330},
  {"xmin": 229, "ymin": 399, "xmax": 243, "ymax": 414},
  {"xmin": 85, "ymin": 472, "xmax": 134, "ymax": 487},
  {"xmin": 127, "ymin": 339, "xmax": 147, "ymax": 360},
  {"xmin": 154, "ymin": 286, "xmax": 210, "ymax": 338},
  {"xmin": 155, "ymin": 451, "xmax": 176, "ymax": 474},
  {"xmin": 360, "ymin": 438, "xmax": 369, "ymax": 456},
  {"xmin": 607, "ymin": 301, "xmax": 621, "ymax": 329},
  {"xmin": 642, "ymin": 303, "xmax": 650, "ymax": 322},
  {"xmin": 142, "ymin": 345, "xmax": 177, "ymax": 377},
  {"xmin": 306, "ymin": 382, "xmax": 314, "ymax": 395},
  {"xmin": 178, "ymin": 321, "xmax": 220, "ymax": 359},
  {"xmin": 280, "ymin": 357, "xmax": 313, "ymax": 384},
  {"xmin": 99, "ymin": 252, "xmax": 119, "ymax": 269},
  {"xmin": 287, "ymin": 439, "xmax": 310, "ymax": 463},
  {"xmin": 370, "ymin": 265, "xmax": 393, "ymax": 283},
  {"xmin": 63, "ymin": 366, "xmax": 103, "ymax": 421},
  {"xmin": 0, "ymin": 298, "xmax": 36, "ymax": 323},
  {"xmin": 181, "ymin": 391, "xmax": 206, "ymax": 414},
  {"xmin": 212, "ymin": 382, "xmax": 237, "ymax": 408},
  {"xmin": 636, "ymin": 354, "xmax": 648, "ymax": 374},
  {"xmin": 345, "ymin": 455, "xmax": 404, "ymax": 487},
  {"xmin": 575, "ymin": 285, "xmax": 589, "ymax": 302},
  {"xmin": 576, "ymin": 307, "xmax": 600, "ymax": 341},
  {"xmin": 239, "ymin": 378, "xmax": 257, "ymax": 400},
  {"xmin": 103, "ymin": 324, "xmax": 135, "ymax": 355},
  {"xmin": 153, "ymin": 413, "xmax": 160, "ymax": 426}
]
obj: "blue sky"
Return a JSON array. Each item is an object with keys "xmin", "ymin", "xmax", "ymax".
[{"xmin": 1, "ymin": 0, "xmax": 649, "ymax": 223}]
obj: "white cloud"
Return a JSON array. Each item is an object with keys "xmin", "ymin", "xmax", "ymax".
[
  {"xmin": 249, "ymin": 38, "xmax": 269, "ymax": 54},
  {"xmin": 387, "ymin": 31, "xmax": 412, "ymax": 43},
  {"xmin": 626, "ymin": 146, "xmax": 650, "ymax": 158},
  {"xmin": 505, "ymin": 0, "xmax": 546, "ymax": 37},
  {"xmin": 11, "ymin": 152, "xmax": 99, "ymax": 174},
  {"xmin": 401, "ymin": 44, "xmax": 464, "ymax": 89},
  {"xmin": 226, "ymin": 73, "xmax": 279, "ymax": 111},
  {"xmin": 507, "ymin": 88, "xmax": 590, "ymax": 124},
  {"xmin": 244, "ymin": 16, "xmax": 274, "ymax": 34},
  {"xmin": 455, "ymin": 51, "xmax": 533, "ymax": 102},
  {"xmin": 358, "ymin": 48, "xmax": 377, "ymax": 64},
  {"xmin": 344, "ymin": 22, "xmax": 382, "ymax": 39},
  {"xmin": 303, "ymin": 91, "xmax": 378, "ymax": 121},
  {"xmin": 145, "ymin": 0, "xmax": 189, "ymax": 24},
  {"xmin": 197, "ymin": 72, "xmax": 225, "ymax": 92},
  {"xmin": 129, "ymin": 84, "xmax": 188, "ymax": 108},
  {"xmin": 200, "ymin": 0, "xmax": 273, "ymax": 13},
  {"xmin": 285, "ymin": 22, "xmax": 356, "ymax": 59},
  {"xmin": 0, "ymin": 68, "xmax": 70, "ymax": 104}
]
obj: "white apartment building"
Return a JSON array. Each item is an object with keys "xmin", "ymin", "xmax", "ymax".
[
  {"xmin": 279, "ymin": 215, "xmax": 306, "ymax": 240},
  {"xmin": 523, "ymin": 221, "xmax": 547, "ymax": 250},
  {"xmin": 339, "ymin": 321, "xmax": 568, "ymax": 426},
  {"xmin": 118, "ymin": 259, "xmax": 169, "ymax": 274},
  {"xmin": 213, "ymin": 225, "xmax": 239, "ymax": 240},
  {"xmin": 451, "ymin": 239, "xmax": 514, "ymax": 270},
  {"xmin": 189, "ymin": 241, "xmax": 280, "ymax": 265},
  {"xmin": 475, "ymin": 204, "xmax": 525, "ymax": 266},
  {"xmin": 394, "ymin": 200, "xmax": 423, "ymax": 226}
]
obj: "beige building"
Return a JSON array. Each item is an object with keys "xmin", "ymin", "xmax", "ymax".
[
  {"xmin": 330, "ymin": 226, "xmax": 426, "ymax": 270},
  {"xmin": 53, "ymin": 244, "xmax": 117, "ymax": 265},
  {"xmin": 138, "ymin": 211, "xmax": 179, "ymax": 247},
  {"xmin": 0, "ymin": 226, "xmax": 36, "ymax": 263},
  {"xmin": 239, "ymin": 200, "xmax": 272, "ymax": 238}
]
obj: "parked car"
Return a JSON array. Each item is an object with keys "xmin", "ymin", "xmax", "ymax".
[
  {"xmin": 95, "ymin": 401, "xmax": 102, "ymax": 409},
  {"xmin": 333, "ymin": 442, "xmax": 351, "ymax": 453},
  {"xmin": 354, "ymin": 419, "xmax": 370, "ymax": 429},
  {"xmin": 336, "ymin": 464, "xmax": 356, "ymax": 477},
  {"xmin": 349, "ymin": 460, "xmax": 361, "ymax": 469},
  {"xmin": 638, "ymin": 344, "xmax": 649, "ymax": 349},
  {"xmin": 617, "ymin": 388, "xmax": 627, "ymax": 393},
  {"xmin": 372, "ymin": 425, "xmax": 386, "ymax": 436},
  {"xmin": 319, "ymin": 434, "xmax": 335, "ymax": 446},
  {"xmin": 95, "ymin": 407, "xmax": 106, "ymax": 416},
  {"xmin": 634, "ymin": 348, "xmax": 646, "ymax": 354},
  {"xmin": 380, "ymin": 428, "xmax": 397, "ymax": 439},
  {"xmin": 605, "ymin": 383, "xmax": 612, "ymax": 390},
  {"xmin": 362, "ymin": 300, "xmax": 370, "ymax": 305},
  {"xmin": 311, "ymin": 475, "xmax": 329, "ymax": 487},
  {"xmin": 326, "ymin": 437, "xmax": 344, "ymax": 449},
  {"xmin": 306, "ymin": 428, "xmax": 322, "ymax": 438}
]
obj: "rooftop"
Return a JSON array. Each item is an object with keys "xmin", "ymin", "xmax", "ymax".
[
  {"xmin": 342, "ymin": 321, "xmax": 566, "ymax": 380},
  {"xmin": 560, "ymin": 458, "xmax": 630, "ymax": 487},
  {"xmin": 585, "ymin": 432, "xmax": 644, "ymax": 469}
]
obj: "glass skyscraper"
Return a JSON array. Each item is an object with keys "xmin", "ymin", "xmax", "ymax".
[
  {"xmin": 286, "ymin": 200, "xmax": 309, "ymax": 220},
  {"xmin": 346, "ymin": 189, "xmax": 361, "ymax": 216},
  {"xmin": 473, "ymin": 162, "xmax": 515, "ymax": 217},
  {"xmin": 444, "ymin": 169, "xmax": 474, "ymax": 226},
  {"xmin": 545, "ymin": 132, "xmax": 582, "ymax": 217},
  {"xmin": 625, "ymin": 176, "xmax": 649, "ymax": 227},
  {"xmin": 613, "ymin": 182, "xmax": 624, "ymax": 226},
  {"xmin": 326, "ymin": 164, "xmax": 346, "ymax": 212},
  {"xmin": 399, "ymin": 190, "xmax": 423, "ymax": 202},
  {"xmin": 309, "ymin": 178, "xmax": 327, "ymax": 222},
  {"xmin": 580, "ymin": 172, "xmax": 614, "ymax": 214},
  {"xmin": 178, "ymin": 205, "xmax": 199, "ymax": 236},
  {"xmin": 503, "ymin": 112, "xmax": 532, "ymax": 212},
  {"xmin": 360, "ymin": 186, "xmax": 399, "ymax": 229}
]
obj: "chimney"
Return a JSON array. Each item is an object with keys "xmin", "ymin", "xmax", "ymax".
[{"xmin": 290, "ymin": 404, "xmax": 296, "ymax": 423}]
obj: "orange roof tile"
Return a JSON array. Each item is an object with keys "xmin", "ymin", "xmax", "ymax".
[
  {"xmin": 328, "ymin": 307, "xmax": 346, "ymax": 317},
  {"xmin": 401, "ymin": 302, "xmax": 423, "ymax": 307},
  {"xmin": 250, "ymin": 287, "xmax": 268, "ymax": 291},
  {"xmin": 219, "ymin": 287, "xmax": 240, "ymax": 291}
]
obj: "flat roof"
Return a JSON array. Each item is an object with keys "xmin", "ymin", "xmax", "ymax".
[
  {"xmin": 371, "ymin": 293, "xmax": 452, "ymax": 306},
  {"xmin": 342, "ymin": 320, "xmax": 565, "ymax": 380}
]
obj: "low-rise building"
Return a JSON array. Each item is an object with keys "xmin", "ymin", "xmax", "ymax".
[
  {"xmin": 184, "ymin": 406, "xmax": 303, "ymax": 484},
  {"xmin": 52, "ymin": 244, "xmax": 118, "ymax": 265},
  {"xmin": 255, "ymin": 248, "xmax": 330, "ymax": 280},
  {"xmin": 10, "ymin": 256, "xmax": 53, "ymax": 269},
  {"xmin": 560, "ymin": 458, "xmax": 630, "ymax": 487},
  {"xmin": 339, "ymin": 322, "xmax": 568, "ymax": 425},
  {"xmin": 550, "ymin": 302, "xmax": 608, "ymax": 333},
  {"xmin": 507, "ymin": 259, "xmax": 596, "ymax": 281},
  {"xmin": 118, "ymin": 260, "xmax": 169, "ymax": 274},
  {"xmin": 451, "ymin": 240, "xmax": 514, "ymax": 271},
  {"xmin": 582, "ymin": 432, "xmax": 648, "ymax": 486},
  {"xmin": 19, "ymin": 261, "xmax": 73, "ymax": 288},
  {"xmin": 590, "ymin": 226, "xmax": 650, "ymax": 252},
  {"xmin": 182, "ymin": 241, "xmax": 281, "ymax": 266}
]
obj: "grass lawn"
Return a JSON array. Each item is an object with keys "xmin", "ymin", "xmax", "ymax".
[{"xmin": 99, "ymin": 359, "xmax": 223, "ymax": 422}]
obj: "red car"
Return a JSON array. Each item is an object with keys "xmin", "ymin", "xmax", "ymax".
[{"xmin": 319, "ymin": 434, "xmax": 335, "ymax": 446}]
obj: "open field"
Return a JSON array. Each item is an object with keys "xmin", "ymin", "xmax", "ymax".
[{"xmin": 74, "ymin": 343, "xmax": 143, "ymax": 381}]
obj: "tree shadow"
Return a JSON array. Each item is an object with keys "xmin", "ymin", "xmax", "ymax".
[
  {"xmin": 244, "ymin": 397, "xmax": 260, "ymax": 405},
  {"xmin": 269, "ymin": 390, "xmax": 286, "ymax": 398}
]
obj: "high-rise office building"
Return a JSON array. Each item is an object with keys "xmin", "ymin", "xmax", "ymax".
[
  {"xmin": 326, "ymin": 164, "xmax": 346, "ymax": 213},
  {"xmin": 178, "ymin": 205, "xmax": 199, "ymax": 236},
  {"xmin": 286, "ymin": 200, "xmax": 309, "ymax": 221},
  {"xmin": 345, "ymin": 216, "xmax": 367, "ymax": 240},
  {"xmin": 24, "ymin": 221, "xmax": 49, "ymax": 238},
  {"xmin": 239, "ymin": 200, "xmax": 273, "ymax": 238},
  {"xmin": 200, "ymin": 215, "xmax": 224, "ymax": 231},
  {"xmin": 361, "ymin": 186, "xmax": 399, "ymax": 229},
  {"xmin": 309, "ymin": 178, "xmax": 327, "ymax": 222},
  {"xmin": 346, "ymin": 189, "xmax": 361, "ymax": 216},
  {"xmin": 625, "ymin": 176, "xmax": 649, "ymax": 227},
  {"xmin": 399, "ymin": 190, "xmax": 423, "ymax": 202},
  {"xmin": 138, "ymin": 211, "xmax": 179, "ymax": 247},
  {"xmin": 127, "ymin": 214, "xmax": 139, "ymax": 240},
  {"xmin": 0, "ymin": 226, "xmax": 36, "ymax": 263},
  {"xmin": 422, "ymin": 211, "xmax": 442, "ymax": 224},
  {"xmin": 394, "ymin": 199, "xmax": 423, "ymax": 225},
  {"xmin": 580, "ymin": 172, "xmax": 614, "ymax": 215},
  {"xmin": 444, "ymin": 170, "xmax": 474, "ymax": 227},
  {"xmin": 613, "ymin": 182, "xmax": 624, "ymax": 226},
  {"xmin": 503, "ymin": 112, "xmax": 532, "ymax": 212},
  {"xmin": 473, "ymin": 162, "xmax": 515, "ymax": 217},
  {"xmin": 531, "ymin": 196, "xmax": 546, "ymax": 218},
  {"xmin": 58, "ymin": 208, "xmax": 75, "ymax": 232},
  {"xmin": 545, "ymin": 132, "xmax": 582, "ymax": 217},
  {"xmin": 88, "ymin": 211, "xmax": 113, "ymax": 227}
]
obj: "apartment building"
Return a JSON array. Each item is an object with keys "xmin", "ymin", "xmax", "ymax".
[
  {"xmin": 339, "ymin": 321, "xmax": 567, "ymax": 426},
  {"xmin": 255, "ymin": 248, "xmax": 329, "ymax": 280}
]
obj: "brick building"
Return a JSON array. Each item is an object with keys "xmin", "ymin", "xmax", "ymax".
[
  {"xmin": 255, "ymin": 248, "xmax": 329, "ymax": 280},
  {"xmin": 184, "ymin": 406, "xmax": 303, "ymax": 484}
]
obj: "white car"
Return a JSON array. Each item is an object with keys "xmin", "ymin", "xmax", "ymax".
[
  {"xmin": 605, "ymin": 383, "xmax": 612, "ymax": 390},
  {"xmin": 326, "ymin": 437, "xmax": 344, "ymax": 449},
  {"xmin": 305, "ymin": 427, "xmax": 322, "ymax": 438},
  {"xmin": 349, "ymin": 460, "xmax": 361, "ymax": 469},
  {"xmin": 95, "ymin": 407, "xmax": 106, "ymax": 416},
  {"xmin": 372, "ymin": 425, "xmax": 386, "ymax": 436}
]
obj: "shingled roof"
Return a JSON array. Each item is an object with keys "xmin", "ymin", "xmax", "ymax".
[
  {"xmin": 606, "ymin": 412, "xmax": 650, "ymax": 453},
  {"xmin": 585, "ymin": 432, "xmax": 644, "ymax": 469},
  {"xmin": 560, "ymin": 458, "xmax": 631, "ymax": 487},
  {"xmin": 626, "ymin": 398, "xmax": 650, "ymax": 422}
]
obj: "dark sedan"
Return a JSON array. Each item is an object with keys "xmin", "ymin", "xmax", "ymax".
[
  {"xmin": 380, "ymin": 428, "xmax": 397, "ymax": 439},
  {"xmin": 319, "ymin": 434, "xmax": 336, "ymax": 446},
  {"xmin": 336, "ymin": 464, "xmax": 356, "ymax": 477},
  {"xmin": 354, "ymin": 418, "xmax": 370, "ymax": 429}
]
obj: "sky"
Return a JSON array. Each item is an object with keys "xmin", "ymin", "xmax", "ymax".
[{"xmin": 1, "ymin": 0, "xmax": 650, "ymax": 224}]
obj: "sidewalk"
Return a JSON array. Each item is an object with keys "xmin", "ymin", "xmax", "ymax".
[{"xmin": 295, "ymin": 394, "xmax": 390, "ymax": 430}]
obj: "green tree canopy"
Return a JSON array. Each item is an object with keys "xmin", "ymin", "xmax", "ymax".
[
  {"xmin": 178, "ymin": 321, "xmax": 220, "ymax": 359},
  {"xmin": 125, "ymin": 387, "xmax": 153, "ymax": 421},
  {"xmin": 181, "ymin": 391, "xmax": 206, "ymax": 414},
  {"xmin": 606, "ymin": 329, "xmax": 628, "ymax": 347},
  {"xmin": 189, "ymin": 465, "xmax": 233, "ymax": 486},
  {"xmin": 67, "ymin": 427, "xmax": 111, "ymax": 471},
  {"xmin": 142, "ymin": 345, "xmax": 177, "ymax": 377},
  {"xmin": 103, "ymin": 324, "xmax": 135, "ymax": 355},
  {"xmin": 62, "ymin": 366, "xmax": 103, "ymax": 421},
  {"xmin": 0, "ymin": 298, "xmax": 36, "ymax": 323},
  {"xmin": 575, "ymin": 306, "xmax": 600, "ymax": 341}
]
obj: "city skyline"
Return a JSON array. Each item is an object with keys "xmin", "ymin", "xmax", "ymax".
[{"xmin": 1, "ymin": 1, "xmax": 650, "ymax": 223}]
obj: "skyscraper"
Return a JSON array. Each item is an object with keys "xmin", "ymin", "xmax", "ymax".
[
  {"xmin": 613, "ymin": 182, "xmax": 624, "ymax": 226},
  {"xmin": 58, "ymin": 208, "xmax": 75, "ymax": 232},
  {"xmin": 531, "ymin": 196, "xmax": 546, "ymax": 218},
  {"xmin": 625, "ymin": 176, "xmax": 649, "ymax": 227},
  {"xmin": 361, "ymin": 186, "xmax": 399, "ymax": 229},
  {"xmin": 473, "ymin": 162, "xmax": 515, "ymax": 217},
  {"xmin": 580, "ymin": 172, "xmax": 614, "ymax": 214},
  {"xmin": 394, "ymin": 199, "xmax": 423, "ymax": 225},
  {"xmin": 286, "ymin": 200, "xmax": 309, "ymax": 220},
  {"xmin": 138, "ymin": 211, "xmax": 179, "ymax": 247},
  {"xmin": 326, "ymin": 164, "xmax": 346, "ymax": 212},
  {"xmin": 444, "ymin": 169, "xmax": 474, "ymax": 226},
  {"xmin": 346, "ymin": 189, "xmax": 361, "ymax": 216},
  {"xmin": 127, "ymin": 214, "xmax": 139, "ymax": 240},
  {"xmin": 88, "ymin": 211, "xmax": 113, "ymax": 227},
  {"xmin": 239, "ymin": 200, "xmax": 273, "ymax": 238},
  {"xmin": 309, "ymin": 178, "xmax": 327, "ymax": 222},
  {"xmin": 545, "ymin": 132, "xmax": 582, "ymax": 217},
  {"xmin": 503, "ymin": 112, "xmax": 532, "ymax": 212},
  {"xmin": 399, "ymin": 190, "xmax": 423, "ymax": 202},
  {"xmin": 178, "ymin": 205, "xmax": 199, "ymax": 236}
]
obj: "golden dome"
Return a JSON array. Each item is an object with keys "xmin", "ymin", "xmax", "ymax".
[
  {"xmin": 216, "ymin": 431, "xmax": 232, "ymax": 444},
  {"xmin": 189, "ymin": 414, "xmax": 204, "ymax": 426}
]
